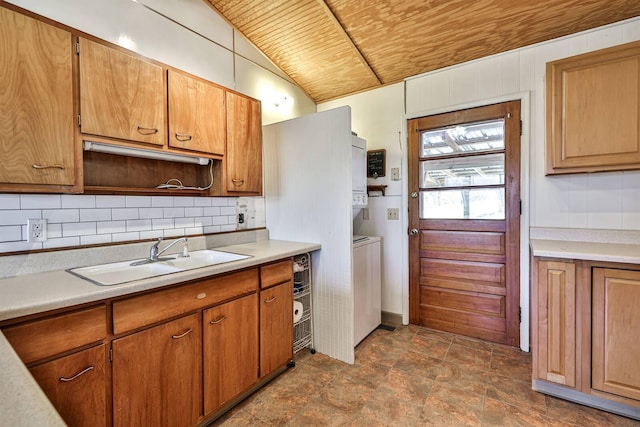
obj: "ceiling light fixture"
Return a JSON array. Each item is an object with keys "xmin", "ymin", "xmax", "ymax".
[{"xmin": 83, "ymin": 141, "xmax": 210, "ymax": 165}]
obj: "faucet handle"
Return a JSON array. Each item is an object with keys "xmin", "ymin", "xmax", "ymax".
[{"xmin": 181, "ymin": 238, "xmax": 190, "ymax": 258}]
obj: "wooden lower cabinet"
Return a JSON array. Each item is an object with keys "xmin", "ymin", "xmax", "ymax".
[
  {"xmin": 592, "ymin": 268, "xmax": 640, "ymax": 401},
  {"xmin": 260, "ymin": 280, "xmax": 293, "ymax": 377},
  {"xmin": 534, "ymin": 260, "xmax": 576, "ymax": 387},
  {"xmin": 112, "ymin": 313, "xmax": 201, "ymax": 427},
  {"xmin": 29, "ymin": 344, "xmax": 107, "ymax": 427},
  {"xmin": 203, "ymin": 293, "xmax": 258, "ymax": 414}
]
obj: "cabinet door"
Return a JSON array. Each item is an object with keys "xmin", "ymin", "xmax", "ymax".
[
  {"xmin": 203, "ymin": 293, "xmax": 258, "ymax": 415},
  {"xmin": 112, "ymin": 314, "xmax": 201, "ymax": 427},
  {"xmin": 592, "ymin": 268, "xmax": 640, "ymax": 401},
  {"xmin": 546, "ymin": 42, "xmax": 640, "ymax": 174},
  {"xmin": 29, "ymin": 345, "xmax": 107, "ymax": 427},
  {"xmin": 535, "ymin": 260, "xmax": 576, "ymax": 387},
  {"xmin": 168, "ymin": 70, "xmax": 225, "ymax": 155},
  {"xmin": 79, "ymin": 38, "xmax": 165, "ymax": 146},
  {"xmin": 260, "ymin": 280, "xmax": 293, "ymax": 377},
  {"xmin": 0, "ymin": 7, "xmax": 75, "ymax": 186},
  {"xmin": 226, "ymin": 92, "xmax": 262, "ymax": 194}
]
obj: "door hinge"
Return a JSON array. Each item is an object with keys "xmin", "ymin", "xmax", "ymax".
[
  {"xmin": 519, "ymin": 307, "xmax": 522, "ymax": 323},
  {"xmin": 109, "ymin": 347, "xmax": 113, "ymax": 363},
  {"xmin": 77, "ymin": 114, "xmax": 81, "ymax": 128},
  {"xmin": 520, "ymin": 120, "xmax": 523, "ymax": 136},
  {"xmin": 75, "ymin": 40, "xmax": 80, "ymax": 55},
  {"xmin": 519, "ymin": 200, "xmax": 522, "ymax": 215}
]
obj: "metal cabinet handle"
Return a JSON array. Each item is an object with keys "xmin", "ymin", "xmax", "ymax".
[
  {"xmin": 410, "ymin": 228, "xmax": 419, "ymax": 236},
  {"xmin": 59, "ymin": 366, "xmax": 94, "ymax": 382},
  {"xmin": 171, "ymin": 328, "xmax": 193, "ymax": 339},
  {"xmin": 32, "ymin": 164, "xmax": 65, "ymax": 170},
  {"xmin": 175, "ymin": 132, "xmax": 193, "ymax": 142},
  {"xmin": 209, "ymin": 315, "xmax": 227, "ymax": 325},
  {"xmin": 264, "ymin": 296, "xmax": 277, "ymax": 303},
  {"xmin": 232, "ymin": 178, "xmax": 245, "ymax": 186},
  {"xmin": 136, "ymin": 126, "xmax": 159, "ymax": 135}
]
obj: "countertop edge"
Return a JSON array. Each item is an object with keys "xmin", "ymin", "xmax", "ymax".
[{"xmin": 530, "ymin": 239, "xmax": 640, "ymax": 264}]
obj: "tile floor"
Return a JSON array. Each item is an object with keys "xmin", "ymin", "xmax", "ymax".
[{"xmin": 212, "ymin": 324, "xmax": 640, "ymax": 426}]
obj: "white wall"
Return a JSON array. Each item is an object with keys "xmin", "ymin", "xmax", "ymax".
[
  {"xmin": 1, "ymin": 0, "xmax": 315, "ymax": 253},
  {"xmin": 319, "ymin": 17, "xmax": 640, "ymax": 350}
]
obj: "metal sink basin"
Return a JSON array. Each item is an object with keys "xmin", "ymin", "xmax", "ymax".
[{"xmin": 68, "ymin": 250, "xmax": 251, "ymax": 286}]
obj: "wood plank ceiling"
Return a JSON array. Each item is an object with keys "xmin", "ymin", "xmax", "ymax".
[{"xmin": 204, "ymin": 0, "xmax": 640, "ymax": 103}]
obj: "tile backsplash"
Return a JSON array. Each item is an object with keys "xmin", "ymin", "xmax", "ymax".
[{"xmin": 0, "ymin": 194, "xmax": 265, "ymax": 253}]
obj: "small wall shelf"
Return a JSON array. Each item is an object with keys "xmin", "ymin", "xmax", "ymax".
[{"xmin": 367, "ymin": 185, "xmax": 387, "ymax": 196}]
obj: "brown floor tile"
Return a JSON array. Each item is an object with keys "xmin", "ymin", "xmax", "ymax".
[
  {"xmin": 393, "ymin": 350, "xmax": 446, "ymax": 380},
  {"xmin": 287, "ymin": 399, "xmax": 356, "ymax": 426},
  {"xmin": 410, "ymin": 334, "xmax": 451, "ymax": 360},
  {"xmin": 444, "ymin": 343, "xmax": 492, "ymax": 369},
  {"xmin": 490, "ymin": 348, "xmax": 532, "ymax": 383},
  {"xmin": 415, "ymin": 327, "xmax": 455, "ymax": 343},
  {"xmin": 349, "ymin": 390, "xmax": 424, "ymax": 426},
  {"xmin": 212, "ymin": 408, "xmax": 269, "ymax": 426},
  {"xmin": 380, "ymin": 367, "xmax": 434, "ymax": 405},
  {"xmin": 482, "ymin": 397, "xmax": 549, "ymax": 426},
  {"xmin": 435, "ymin": 362, "xmax": 490, "ymax": 395},
  {"xmin": 341, "ymin": 358, "xmax": 391, "ymax": 389},
  {"xmin": 419, "ymin": 383, "xmax": 483, "ymax": 426},
  {"xmin": 318, "ymin": 374, "xmax": 377, "ymax": 413},
  {"xmin": 545, "ymin": 396, "xmax": 640, "ymax": 427},
  {"xmin": 452, "ymin": 335, "xmax": 495, "ymax": 352},
  {"xmin": 354, "ymin": 336, "xmax": 407, "ymax": 367},
  {"xmin": 485, "ymin": 375, "xmax": 547, "ymax": 416}
]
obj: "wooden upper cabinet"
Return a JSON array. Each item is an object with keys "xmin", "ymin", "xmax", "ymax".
[
  {"xmin": 546, "ymin": 41, "xmax": 640, "ymax": 174},
  {"xmin": 168, "ymin": 70, "xmax": 225, "ymax": 156},
  {"xmin": 79, "ymin": 37, "xmax": 166, "ymax": 146},
  {"xmin": 226, "ymin": 92, "xmax": 262, "ymax": 194},
  {"xmin": 0, "ymin": 7, "xmax": 76, "ymax": 187}
]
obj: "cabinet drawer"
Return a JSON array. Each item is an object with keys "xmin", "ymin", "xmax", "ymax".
[
  {"xmin": 113, "ymin": 268, "xmax": 258, "ymax": 334},
  {"xmin": 260, "ymin": 259, "xmax": 293, "ymax": 289},
  {"xmin": 2, "ymin": 305, "xmax": 107, "ymax": 364}
]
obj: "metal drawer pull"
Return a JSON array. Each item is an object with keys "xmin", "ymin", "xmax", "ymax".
[
  {"xmin": 32, "ymin": 164, "xmax": 65, "ymax": 170},
  {"xmin": 264, "ymin": 296, "xmax": 277, "ymax": 303},
  {"xmin": 209, "ymin": 315, "xmax": 227, "ymax": 325},
  {"xmin": 59, "ymin": 366, "xmax": 94, "ymax": 382},
  {"xmin": 171, "ymin": 329, "xmax": 193, "ymax": 339},
  {"xmin": 136, "ymin": 126, "xmax": 159, "ymax": 135},
  {"xmin": 232, "ymin": 178, "xmax": 245, "ymax": 186},
  {"xmin": 175, "ymin": 132, "xmax": 193, "ymax": 142}
]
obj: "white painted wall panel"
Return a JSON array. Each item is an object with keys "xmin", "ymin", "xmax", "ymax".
[{"xmin": 478, "ymin": 57, "xmax": 503, "ymax": 100}]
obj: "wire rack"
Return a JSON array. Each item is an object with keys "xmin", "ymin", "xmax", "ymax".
[{"xmin": 293, "ymin": 253, "xmax": 314, "ymax": 354}]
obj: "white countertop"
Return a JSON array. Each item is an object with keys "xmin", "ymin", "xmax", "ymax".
[
  {"xmin": 530, "ymin": 239, "xmax": 640, "ymax": 264},
  {"xmin": 0, "ymin": 238, "xmax": 320, "ymax": 426}
]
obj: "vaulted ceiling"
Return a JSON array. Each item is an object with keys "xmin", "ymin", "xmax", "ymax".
[{"xmin": 204, "ymin": 0, "xmax": 640, "ymax": 103}]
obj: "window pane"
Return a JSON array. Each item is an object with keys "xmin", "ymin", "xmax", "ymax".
[
  {"xmin": 420, "ymin": 188, "xmax": 505, "ymax": 219},
  {"xmin": 421, "ymin": 153, "xmax": 504, "ymax": 188},
  {"xmin": 420, "ymin": 119, "xmax": 505, "ymax": 157}
]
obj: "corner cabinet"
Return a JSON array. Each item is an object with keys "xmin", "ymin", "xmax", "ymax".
[
  {"xmin": 226, "ymin": 92, "xmax": 263, "ymax": 195},
  {"xmin": 0, "ymin": 6, "xmax": 78, "ymax": 192},
  {"xmin": 532, "ymin": 256, "xmax": 640, "ymax": 420},
  {"xmin": 546, "ymin": 40, "xmax": 640, "ymax": 175}
]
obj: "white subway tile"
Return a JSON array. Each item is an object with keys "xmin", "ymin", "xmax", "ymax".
[
  {"xmin": 203, "ymin": 207, "xmax": 221, "ymax": 216},
  {"xmin": 0, "ymin": 226, "xmax": 22, "ymax": 242},
  {"xmin": 195, "ymin": 217, "xmax": 213, "ymax": 227},
  {"xmin": 112, "ymin": 208, "xmax": 139, "ymax": 221},
  {"xmin": 151, "ymin": 196, "xmax": 174, "ymax": 207},
  {"xmin": 81, "ymin": 234, "xmax": 112, "ymax": 246},
  {"xmin": 164, "ymin": 228, "xmax": 186, "ymax": 238},
  {"xmin": 185, "ymin": 226, "xmax": 204, "ymax": 235},
  {"xmin": 163, "ymin": 207, "xmax": 185, "ymax": 218},
  {"xmin": 63, "ymin": 222, "xmax": 97, "ymax": 237},
  {"xmin": 185, "ymin": 207, "xmax": 204, "ymax": 217},
  {"xmin": 97, "ymin": 221, "xmax": 126, "ymax": 234},
  {"xmin": 0, "ymin": 194, "xmax": 20, "ymax": 209},
  {"xmin": 220, "ymin": 206, "xmax": 235, "ymax": 216},
  {"xmin": 61, "ymin": 195, "xmax": 96, "ymax": 209},
  {"xmin": 0, "ymin": 210, "xmax": 41, "ymax": 226},
  {"xmin": 152, "ymin": 219, "xmax": 174, "ymax": 230},
  {"xmin": 139, "ymin": 208, "xmax": 164, "ymax": 219},
  {"xmin": 43, "ymin": 209, "xmax": 80, "ymax": 224},
  {"xmin": 227, "ymin": 198, "xmax": 237, "ymax": 206},
  {"xmin": 125, "ymin": 196, "xmax": 152, "ymax": 208},
  {"xmin": 0, "ymin": 241, "xmax": 42, "ymax": 252},
  {"xmin": 47, "ymin": 223, "xmax": 63, "ymax": 239},
  {"xmin": 175, "ymin": 217, "xmax": 194, "ymax": 228},
  {"xmin": 173, "ymin": 197, "xmax": 195, "ymax": 207},
  {"xmin": 193, "ymin": 198, "xmax": 212, "ymax": 207},
  {"xmin": 212, "ymin": 216, "xmax": 228, "ymax": 225},
  {"xmin": 220, "ymin": 224, "xmax": 236, "ymax": 232},
  {"xmin": 80, "ymin": 209, "xmax": 112, "ymax": 222},
  {"xmin": 140, "ymin": 230, "xmax": 164, "ymax": 240},
  {"xmin": 96, "ymin": 195, "xmax": 126, "ymax": 208},
  {"xmin": 126, "ymin": 219, "xmax": 152, "ymax": 232},
  {"xmin": 203, "ymin": 225, "xmax": 221, "ymax": 234},
  {"xmin": 211, "ymin": 198, "xmax": 229, "ymax": 207},
  {"xmin": 43, "ymin": 236, "xmax": 79, "ymax": 250},
  {"xmin": 112, "ymin": 232, "xmax": 140, "ymax": 242},
  {"xmin": 20, "ymin": 194, "xmax": 61, "ymax": 209}
]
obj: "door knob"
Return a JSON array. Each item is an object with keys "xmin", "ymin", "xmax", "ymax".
[
  {"xmin": 410, "ymin": 228, "xmax": 418, "ymax": 236},
  {"xmin": 411, "ymin": 192, "xmax": 418, "ymax": 198}
]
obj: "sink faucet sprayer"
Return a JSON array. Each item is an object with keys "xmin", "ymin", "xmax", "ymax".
[{"xmin": 149, "ymin": 237, "xmax": 189, "ymax": 261}]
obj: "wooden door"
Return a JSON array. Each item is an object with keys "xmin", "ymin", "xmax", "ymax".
[
  {"xmin": 533, "ymin": 260, "xmax": 576, "ymax": 387},
  {"xmin": 29, "ymin": 345, "xmax": 107, "ymax": 427},
  {"xmin": 168, "ymin": 70, "xmax": 226, "ymax": 155},
  {"xmin": 0, "ymin": 7, "xmax": 75, "ymax": 186},
  {"xmin": 260, "ymin": 280, "xmax": 293, "ymax": 377},
  {"xmin": 203, "ymin": 293, "xmax": 258, "ymax": 415},
  {"xmin": 592, "ymin": 268, "xmax": 640, "ymax": 401},
  {"xmin": 112, "ymin": 314, "xmax": 201, "ymax": 427},
  {"xmin": 226, "ymin": 92, "xmax": 262, "ymax": 194},
  {"xmin": 408, "ymin": 101, "xmax": 521, "ymax": 346},
  {"xmin": 79, "ymin": 38, "xmax": 165, "ymax": 146}
]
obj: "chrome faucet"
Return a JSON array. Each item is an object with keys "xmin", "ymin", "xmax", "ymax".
[{"xmin": 149, "ymin": 237, "xmax": 189, "ymax": 261}]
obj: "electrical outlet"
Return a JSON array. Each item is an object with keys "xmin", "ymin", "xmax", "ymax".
[
  {"xmin": 391, "ymin": 167, "xmax": 400, "ymax": 181},
  {"xmin": 28, "ymin": 218, "xmax": 47, "ymax": 242},
  {"xmin": 387, "ymin": 208, "xmax": 399, "ymax": 220}
]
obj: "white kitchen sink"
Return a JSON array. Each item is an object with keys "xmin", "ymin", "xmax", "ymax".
[{"xmin": 68, "ymin": 249, "xmax": 251, "ymax": 286}]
